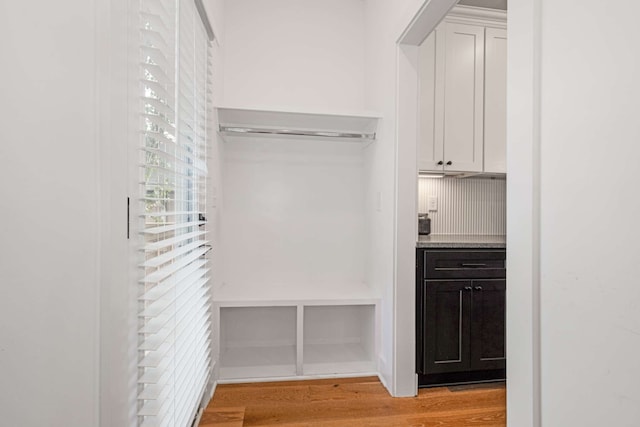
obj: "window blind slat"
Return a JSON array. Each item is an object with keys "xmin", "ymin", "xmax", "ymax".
[
  {"xmin": 142, "ymin": 147, "xmax": 206, "ymax": 174},
  {"xmin": 139, "ymin": 341, "xmax": 172, "ymax": 368},
  {"xmin": 143, "ymin": 129, "xmax": 176, "ymax": 149},
  {"xmin": 142, "ymin": 220, "xmax": 205, "ymax": 234},
  {"xmin": 142, "ymin": 240, "xmax": 209, "ymax": 268},
  {"xmin": 142, "ymin": 230, "xmax": 207, "ymax": 250},
  {"xmin": 141, "ymin": 12, "xmax": 170, "ymax": 34},
  {"xmin": 140, "ymin": 417, "xmax": 171, "ymax": 427},
  {"xmin": 139, "ymin": 268, "xmax": 208, "ymax": 306},
  {"xmin": 141, "ymin": 46, "xmax": 171, "ymax": 71},
  {"xmin": 139, "ymin": 322, "xmax": 175, "ymax": 350},
  {"xmin": 140, "ymin": 210, "xmax": 201, "ymax": 217},
  {"xmin": 142, "ymin": 94, "xmax": 173, "ymax": 116},
  {"xmin": 139, "ymin": 359, "xmax": 171, "ymax": 383},
  {"xmin": 139, "ymin": 311, "xmax": 173, "ymax": 333},
  {"xmin": 138, "ymin": 382, "xmax": 170, "ymax": 400},
  {"xmin": 140, "ymin": 248, "xmax": 208, "ymax": 284},
  {"xmin": 142, "ymin": 112, "xmax": 174, "ymax": 133},
  {"xmin": 139, "ymin": 293, "xmax": 173, "ymax": 319},
  {"xmin": 139, "ymin": 265, "xmax": 208, "ymax": 317},
  {"xmin": 143, "ymin": 131, "xmax": 195, "ymax": 161},
  {"xmin": 141, "ymin": 28, "xmax": 169, "ymax": 51},
  {"xmin": 141, "ymin": 81, "xmax": 174, "ymax": 106}
]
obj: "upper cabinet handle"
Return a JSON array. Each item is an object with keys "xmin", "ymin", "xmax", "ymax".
[
  {"xmin": 446, "ymin": 161, "xmax": 452, "ymax": 166},
  {"xmin": 437, "ymin": 160, "xmax": 444, "ymax": 165},
  {"xmin": 474, "ymin": 286, "xmax": 483, "ymax": 291}
]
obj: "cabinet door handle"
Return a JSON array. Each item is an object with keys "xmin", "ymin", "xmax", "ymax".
[
  {"xmin": 464, "ymin": 286, "xmax": 472, "ymax": 291},
  {"xmin": 446, "ymin": 161, "xmax": 452, "ymax": 166},
  {"xmin": 461, "ymin": 263, "xmax": 487, "ymax": 268},
  {"xmin": 437, "ymin": 160, "xmax": 444, "ymax": 165},
  {"xmin": 474, "ymin": 286, "xmax": 483, "ymax": 291}
]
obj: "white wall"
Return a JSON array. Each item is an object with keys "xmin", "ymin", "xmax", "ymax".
[
  {"xmin": 218, "ymin": 0, "xmax": 369, "ymax": 294},
  {"xmin": 363, "ymin": 0, "xmax": 428, "ymax": 396},
  {"xmin": 506, "ymin": 1, "xmax": 538, "ymax": 425},
  {"xmin": 218, "ymin": 2, "xmax": 369, "ymax": 294},
  {"xmin": 220, "ymin": 137, "xmax": 367, "ymax": 294},
  {"xmin": 0, "ymin": 2, "xmax": 100, "ymax": 426},
  {"xmin": 538, "ymin": 1, "xmax": 640, "ymax": 425},
  {"xmin": 97, "ymin": 0, "xmax": 139, "ymax": 425},
  {"xmin": 222, "ymin": 0, "xmax": 366, "ymax": 111},
  {"xmin": 509, "ymin": 1, "xmax": 640, "ymax": 426}
]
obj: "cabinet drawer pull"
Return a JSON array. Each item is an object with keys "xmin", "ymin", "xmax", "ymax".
[
  {"xmin": 474, "ymin": 286, "xmax": 483, "ymax": 291},
  {"xmin": 446, "ymin": 161, "xmax": 452, "ymax": 165},
  {"xmin": 464, "ymin": 286, "xmax": 472, "ymax": 291},
  {"xmin": 437, "ymin": 160, "xmax": 444, "ymax": 165},
  {"xmin": 461, "ymin": 263, "xmax": 487, "ymax": 268}
]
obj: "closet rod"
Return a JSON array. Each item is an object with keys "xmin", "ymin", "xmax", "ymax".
[{"xmin": 219, "ymin": 125, "xmax": 376, "ymax": 140}]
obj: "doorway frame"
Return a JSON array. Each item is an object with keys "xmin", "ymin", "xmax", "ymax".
[{"xmin": 393, "ymin": 1, "xmax": 541, "ymax": 425}]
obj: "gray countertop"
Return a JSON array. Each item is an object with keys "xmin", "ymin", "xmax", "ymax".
[{"xmin": 417, "ymin": 234, "xmax": 506, "ymax": 249}]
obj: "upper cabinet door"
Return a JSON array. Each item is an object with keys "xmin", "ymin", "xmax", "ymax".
[
  {"xmin": 442, "ymin": 23, "xmax": 485, "ymax": 173},
  {"xmin": 484, "ymin": 28, "xmax": 507, "ymax": 174},
  {"xmin": 417, "ymin": 30, "xmax": 443, "ymax": 172}
]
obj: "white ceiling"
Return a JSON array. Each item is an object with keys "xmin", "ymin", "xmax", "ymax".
[{"xmin": 457, "ymin": 0, "xmax": 507, "ymax": 10}]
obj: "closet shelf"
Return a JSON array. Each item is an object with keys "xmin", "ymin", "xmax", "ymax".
[
  {"xmin": 216, "ymin": 106, "xmax": 380, "ymax": 142},
  {"xmin": 212, "ymin": 281, "xmax": 379, "ymax": 307}
]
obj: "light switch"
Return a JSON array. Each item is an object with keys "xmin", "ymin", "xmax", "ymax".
[{"xmin": 428, "ymin": 196, "xmax": 438, "ymax": 211}]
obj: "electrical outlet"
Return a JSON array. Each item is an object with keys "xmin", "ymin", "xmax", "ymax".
[{"xmin": 428, "ymin": 196, "xmax": 438, "ymax": 211}]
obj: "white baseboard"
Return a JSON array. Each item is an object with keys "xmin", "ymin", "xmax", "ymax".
[{"xmin": 377, "ymin": 356, "xmax": 392, "ymax": 395}]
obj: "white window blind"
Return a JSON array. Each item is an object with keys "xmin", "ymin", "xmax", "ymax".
[{"xmin": 137, "ymin": 0, "xmax": 212, "ymax": 426}]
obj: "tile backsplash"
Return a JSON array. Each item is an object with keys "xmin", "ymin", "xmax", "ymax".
[{"xmin": 418, "ymin": 176, "xmax": 506, "ymax": 235}]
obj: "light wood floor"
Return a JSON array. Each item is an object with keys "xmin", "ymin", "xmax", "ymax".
[{"xmin": 200, "ymin": 376, "xmax": 506, "ymax": 426}]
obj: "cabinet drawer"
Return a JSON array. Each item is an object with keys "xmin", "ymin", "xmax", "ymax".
[{"xmin": 423, "ymin": 250, "xmax": 505, "ymax": 279}]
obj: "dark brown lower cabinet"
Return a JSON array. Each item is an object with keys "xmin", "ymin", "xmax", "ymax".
[{"xmin": 417, "ymin": 249, "xmax": 506, "ymax": 387}]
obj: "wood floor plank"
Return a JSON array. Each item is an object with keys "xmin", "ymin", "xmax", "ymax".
[
  {"xmin": 203, "ymin": 377, "xmax": 506, "ymax": 427},
  {"xmin": 199, "ymin": 406, "xmax": 245, "ymax": 427},
  {"xmin": 217, "ymin": 376, "xmax": 380, "ymax": 389}
]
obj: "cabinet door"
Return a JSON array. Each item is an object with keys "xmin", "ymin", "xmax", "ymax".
[
  {"xmin": 422, "ymin": 280, "xmax": 472, "ymax": 374},
  {"xmin": 417, "ymin": 29, "xmax": 444, "ymax": 171},
  {"xmin": 483, "ymin": 28, "xmax": 507, "ymax": 174},
  {"xmin": 442, "ymin": 23, "xmax": 485, "ymax": 173},
  {"xmin": 470, "ymin": 279, "xmax": 506, "ymax": 371}
]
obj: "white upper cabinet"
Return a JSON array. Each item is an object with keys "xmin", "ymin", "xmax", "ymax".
[
  {"xmin": 418, "ymin": 7, "xmax": 506, "ymax": 174},
  {"xmin": 483, "ymin": 27, "xmax": 507, "ymax": 173},
  {"xmin": 441, "ymin": 22, "xmax": 485, "ymax": 173}
]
